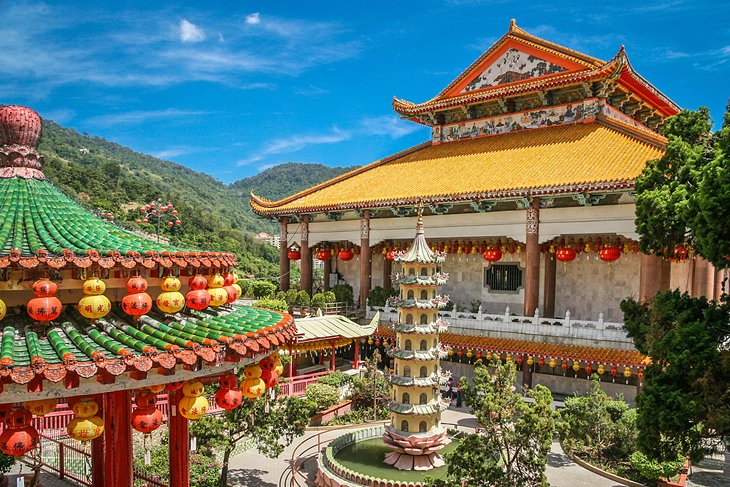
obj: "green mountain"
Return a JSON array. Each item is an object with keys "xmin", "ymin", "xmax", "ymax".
[{"xmin": 35, "ymin": 119, "xmax": 356, "ymax": 277}]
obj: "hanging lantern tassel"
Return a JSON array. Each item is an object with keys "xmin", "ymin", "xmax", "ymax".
[{"xmin": 144, "ymin": 435, "xmax": 151, "ymax": 465}]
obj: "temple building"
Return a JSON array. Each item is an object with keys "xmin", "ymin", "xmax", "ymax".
[
  {"xmin": 251, "ymin": 21, "xmax": 725, "ymax": 399},
  {"xmin": 0, "ymin": 105, "xmax": 295, "ymax": 487}
]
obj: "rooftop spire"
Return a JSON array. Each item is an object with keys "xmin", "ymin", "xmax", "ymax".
[
  {"xmin": 416, "ymin": 205, "xmax": 424, "ymax": 235},
  {"xmin": 0, "ymin": 105, "xmax": 45, "ymax": 180}
]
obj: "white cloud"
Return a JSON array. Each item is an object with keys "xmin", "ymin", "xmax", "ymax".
[
  {"xmin": 179, "ymin": 19, "xmax": 205, "ymax": 43},
  {"xmin": 245, "ymin": 12, "xmax": 261, "ymax": 25},
  {"xmin": 86, "ymin": 108, "xmax": 207, "ymax": 126},
  {"xmin": 40, "ymin": 108, "xmax": 76, "ymax": 124},
  {"xmin": 237, "ymin": 128, "xmax": 351, "ymax": 166},
  {"xmin": 151, "ymin": 147, "xmax": 191, "ymax": 159},
  {"xmin": 359, "ymin": 116, "xmax": 420, "ymax": 139}
]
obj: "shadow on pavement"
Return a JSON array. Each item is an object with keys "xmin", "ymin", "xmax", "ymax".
[
  {"xmin": 227, "ymin": 468, "xmax": 278, "ymax": 487},
  {"xmin": 547, "ymin": 452, "xmax": 573, "ymax": 468}
]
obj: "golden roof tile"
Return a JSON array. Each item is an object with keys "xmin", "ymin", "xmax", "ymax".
[{"xmin": 250, "ymin": 121, "xmax": 665, "ymax": 216}]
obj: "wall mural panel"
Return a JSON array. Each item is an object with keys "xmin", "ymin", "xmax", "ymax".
[
  {"xmin": 430, "ymin": 98, "xmax": 653, "ymax": 144},
  {"xmin": 462, "ymin": 48, "xmax": 567, "ymax": 93}
]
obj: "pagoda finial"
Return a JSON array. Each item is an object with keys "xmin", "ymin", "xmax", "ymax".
[
  {"xmin": 416, "ymin": 204, "xmax": 424, "ymax": 235},
  {"xmin": 0, "ymin": 105, "xmax": 45, "ymax": 180}
]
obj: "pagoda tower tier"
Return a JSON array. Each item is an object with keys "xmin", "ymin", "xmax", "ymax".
[{"xmin": 382, "ymin": 210, "xmax": 451, "ymax": 471}]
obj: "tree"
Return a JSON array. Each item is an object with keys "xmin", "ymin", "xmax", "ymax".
[
  {"xmin": 634, "ymin": 105, "xmax": 729, "ymax": 267},
  {"xmin": 436, "ymin": 360, "xmax": 556, "ymax": 486},
  {"xmin": 350, "ymin": 350, "xmax": 390, "ymax": 419},
  {"xmin": 190, "ymin": 388, "xmax": 311, "ymax": 487},
  {"xmin": 249, "ymin": 280, "xmax": 277, "ymax": 299},
  {"xmin": 621, "ymin": 292, "xmax": 730, "ymax": 461}
]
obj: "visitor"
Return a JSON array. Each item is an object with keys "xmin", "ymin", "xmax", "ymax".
[
  {"xmin": 446, "ymin": 377, "xmax": 453, "ymax": 399},
  {"xmin": 456, "ymin": 379, "xmax": 463, "ymax": 408}
]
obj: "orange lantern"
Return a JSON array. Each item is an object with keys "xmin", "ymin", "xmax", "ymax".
[
  {"xmin": 186, "ymin": 275, "xmax": 210, "ymax": 311},
  {"xmin": 27, "ymin": 279, "xmax": 62, "ymax": 323},
  {"xmin": 121, "ymin": 292, "xmax": 153, "ymax": 317},
  {"xmin": 259, "ymin": 356, "xmax": 280, "ymax": 389},
  {"xmin": 223, "ymin": 272, "xmax": 236, "ymax": 287},
  {"xmin": 224, "ymin": 285, "xmax": 241, "ymax": 304},
  {"xmin": 126, "ymin": 276, "xmax": 148, "ymax": 293},
  {"xmin": 315, "ymin": 250, "xmax": 331, "ymax": 261},
  {"xmin": 131, "ymin": 390, "xmax": 163, "ymax": 434},
  {"xmin": 215, "ymin": 373, "xmax": 243, "ymax": 411},
  {"xmin": 0, "ymin": 408, "xmax": 39, "ymax": 456},
  {"xmin": 188, "ymin": 275, "xmax": 208, "ymax": 290}
]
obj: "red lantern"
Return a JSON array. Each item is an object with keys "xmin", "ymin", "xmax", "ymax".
[
  {"xmin": 637, "ymin": 369, "xmax": 644, "ymax": 381},
  {"xmin": 610, "ymin": 365, "xmax": 618, "ymax": 376},
  {"xmin": 315, "ymin": 250, "xmax": 331, "ymax": 261},
  {"xmin": 0, "ymin": 408, "xmax": 39, "ymax": 456},
  {"xmin": 223, "ymin": 273, "xmax": 236, "ymax": 286},
  {"xmin": 516, "ymin": 355, "xmax": 523, "ymax": 365},
  {"xmin": 224, "ymin": 285, "xmax": 240, "ymax": 304},
  {"xmin": 186, "ymin": 289, "xmax": 211, "ymax": 311},
  {"xmin": 131, "ymin": 390, "xmax": 163, "ymax": 434},
  {"xmin": 338, "ymin": 249, "xmax": 354, "ymax": 261},
  {"xmin": 482, "ymin": 248, "xmax": 503, "ymax": 262},
  {"xmin": 287, "ymin": 249, "xmax": 301, "ymax": 260},
  {"xmin": 386, "ymin": 250, "xmax": 394, "ymax": 261},
  {"xmin": 220, "ymin": 372, "xmax": 238, "ymax": 390},
  {"xmin": 374, "ymin": 339, "xmax": 381, "ymax": 347},
  {"xmin": 556, "ymin": 247, "xmax": 577, "ymax": 262},
  {"xmin": 215, "ymin": 387, "xmax": 243, "ymax": 410},
  {"xmin": 166, "ymin": 381, "xmax": 184, "ymax": 392},
  {"xmin": 27, "ymin": 279, "xmax": 62, "ymax": 323},
  {"xmin": 561, "ymin": 361, "xmax": 569, "ymax": 372},
  {"xmin": 599, "ymin": 246, "xmax": 621, "ymax": 263},
  {"xmin": 121, "ymin": 293, "xmax": 152, "ymax": 317},
  {"xmin": 456, "ymin": 348, "xmax": 464, "ymax": 358},
  {"xmin": 585, "ymin": 363, "xmax": 593, "ymax": 375},
  {"xmin": 126, "ymin": 276, "xmax": 148, "ymax": 293},
  {"xmin": 538, "ymin": 357, "xmax": 545, "ymax": 367},
  {"xmin": 188, "ymin": 275, "xmax": 208, "ymax": 290}
]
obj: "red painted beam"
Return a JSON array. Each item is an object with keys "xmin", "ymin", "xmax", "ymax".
[
  {"xmin": 103, "ymin": 390, "xmax": 133, "ymax": 487},
  {"xmin": 168, "ymin": 388, "xmax": 190, "ymax": 487},
  {"xmin": 91, "ymin": 395, "xmax": 105, "ymax": 487}
]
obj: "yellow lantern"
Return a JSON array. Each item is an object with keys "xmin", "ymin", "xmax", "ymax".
[
  {"xmin": 623, "ymin": 367, "xmax": 632, "ymax": 378},
  {"xmin": 207, "ymin": 274, "xmax": 225, "ymax": 288},
  {"xmin": 78, "ymin": 294, "xmax": 112, "ymax": 320},
  {"xmin": 447, "ymin": 347, "xmax": 454, "ymax": 356},
  {"xmin": 156, "ymin": 291, "xmax": 185, "ymax": 314},
  {"xmin": 527, "ymin": 356, "xmax": 534, "ymax": 366},
  {"xmin": 232, "ymin": 283, "xmax": 243, "ymax": 299},
  {"xmin": 82, "ymin": 277, "xmax": 106, "ymax": 295},
  {"xmin": 25, "ymin": 398, "xmax": 57, "ymax": 416},
  {"xmin": 73, "ymin": 398, "xmax": 99, "ymax": 418},
  {"xmin": 549, "ymin": 358, "xmax": 557, "ymax": 369},
  {"xmin": 160, "ymin": 276, "xmax": 182, "ymax": 292},
  {"xmin": 178, "ymin": 395, "xmax": 209, "ymax": 420},
  {"xmin": 147, "ymin": 384, "xmax": 165, "ymax": 394},
  {"xmin": 572, "ymin": 361, "xmax": 580, "ymax": 372},
  {"xmin": 208, "ymin": 287, "xmax": 228, "ymax": 307},
  {"xmin": 506, "ymin": 354, "xmax": 513, "ymax": 363},
  {"xmin": 182, "ymin": 380, "xmax": 204, "ymax": 397},
  {"xmin": 0, "ymin": 298, "xmax": 6, "ymax": 321},
  {"xmin": 68, "ymin": 416, "xmax": 104, "ymax": 441},
  {"xmin": 486, "ymin": 351, "xmax": 493, "ymax": 361},
  {"xmin": 597, "ymin": 364, "xmax": 606, "ymax": 375},
  {"xmin": 368, "ymin": 337, "xmax": 373, "ymax": 345},
  {"xmin": 241, "ymin": 377, "xmax": 266, "ymax": 399},
  {"xmin": 466, "ymin": 349, "xmax": 473, "ymax": 358},
  {"xmin": 272, "ymin": 353, "xmax": 284, "ymax": 377},
  {"xmin": 78, "ymin": 278, "xmax": 111, "ymax": 320}
]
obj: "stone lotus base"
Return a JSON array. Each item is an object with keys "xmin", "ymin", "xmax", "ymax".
[{"xmin": 382, "ymin": 425, "xmax": 451, "ymax": 471}]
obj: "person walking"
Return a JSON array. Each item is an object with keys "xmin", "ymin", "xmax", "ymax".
[{"xmin": 456, "ymin": 378, "xmax": 463, "ymax": 408}]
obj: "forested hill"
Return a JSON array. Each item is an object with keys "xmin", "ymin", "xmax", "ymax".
[
  {"xmin": 229, "ymin": 162, "xmax": 357, "ymax": 201},
  {"xmin": 35, "ymin": 119, "xmax": 356, "ymax": 277}
]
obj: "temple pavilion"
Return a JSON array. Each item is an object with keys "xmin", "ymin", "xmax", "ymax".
[
  {"xmin": 250, "ymin": 21, "xmax": 725, "ymax": 399},
  {"xmin": 0, "ymin": 106, "xmax": 295, "ymax": 487}
]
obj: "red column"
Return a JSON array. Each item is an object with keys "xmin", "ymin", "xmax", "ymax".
[
  {"xmin": 169, "ymin": 389, "xmax": 190, "ymax": 487},
  {"xmin": 359, "ymin": 211, "xmax": 371, "ymax": 309},
  {"xmin": 543, "ymin": 252, "xmax": 556, "ymax": 318},
  {"xmin": 279, "ymin": 217, "xmax": 290, "ymax": 291},
  {"xmin": 323, "ymin": 257, "xmax": 332, "ymax": 291},
  {"xmin": 331, "ymin": 344, "xmax": 336, "ymax": 372},
  {"xmin": 288, "ymin": 344, "xmax": 294, "ymax": 378},
  {"xmin": 639, "ymin": 253, "xmax": 661, "ymax": 302},
  {"xmin": 383, "ymin": 253, "xmax": 392, "ymax": 289},
  {"xmin": 301, "ymin": 216, "xmax": 312, "ymax": 295},
  {"xmin": 102, "ymin": 391, "xmax": 132, "ymax": 487},
  {"xmin": 91, "ymin": 395, "xmax": 105, "ymax": 487},
  {"xmin": 523, "ymin": 198, "xmax": 540, "ymax": 317},
  {"xmin": 352, "ymin": 339, "xmax": 361, "ymax": 368}
]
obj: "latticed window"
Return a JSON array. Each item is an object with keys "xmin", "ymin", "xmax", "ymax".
[{"xmin": 484, "ymin": 263, "xmax": 523, "ymax": 292}]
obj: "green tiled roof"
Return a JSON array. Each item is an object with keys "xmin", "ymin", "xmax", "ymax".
[
  {"xmin": 0, "ymin": 177, "xmax": 183, "ymax": 256},
  {"xmin": 0, "ymin": 304, "xmax": 294, "ymax": 386}
]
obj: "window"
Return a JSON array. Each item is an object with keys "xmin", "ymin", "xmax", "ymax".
[
  {"xmin": 406, "ymin": 314, "xmax": 413, "ymax": 324},
  {"xmin": 404, "ymin": 339, "xmax": 412, "ymax": 350},
  {"xmin": 402, "ymin": 392, "xmax": 410, "ymax": 404},
  {"xmin": 420, "ymin": 366, "xmax": 427, "ymax": 377},
  {"xmin": 419, "ymin": 393, "xmax": 427, "ymax": 404},
  {"xmin": 408, "ymin": 268, "xmax": 415, "ymax": 276},
  {"xmin": 401, "ymin": 420, "xmax": 409, "ymax": 432},
  {"xmin": 407, "ymin": 289, "xmax": 414, "ymax": 299},
  {"xmin": 420, "ymin": 289, "xmax": 428, "ymax": 299},
  {"xmin": 420, "ymin": 314, "xmax": 428, "ymax": 324},
  {"xmin": 420, "ymin": 339, "xmax": 427, "ymax": 350},
  {"xmin": 403, "ymin": 365, "xmax": 411, "ymax": 377},
  {"xmin": 419, "ymin": 421, "xmax": 428, "ymax": 432},
  {"xmin": 420, "ymin": 267, "xmax": 428, "ymax": 276},
  {"xmin": 484, "ymin": 263, "xmax": 523, "ymax": 292}
]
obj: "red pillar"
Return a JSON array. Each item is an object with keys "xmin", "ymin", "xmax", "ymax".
[
  {"xmin": 383, "ymin": 253, "xmax": 392, "ymax": 289},
  {"xmin": 323, "ymin": 257, "xmax": 332, "ymax": 291},
  {"xmin": 169, "ymin": 389, "xmax": 190, "ymax": 487},
  {"xmin": 352, "ymin": 339, "xmax": 361, "ymax": 368},
  {"xmin": 331, "ymin": 345, "xmax": 336, "ymax": 372},
  {"xmin": 543, "ymin": 252, "xmax": 556, "ymax": 318},
  {"xmin": 102, "ymin": 390, "xmax": 132, "ymax": 487},
  {"xmin": 288, "ymin": 344, "xmax": 294, "ymax": 378},
  {"xmin": 523, "ymin": 198, "xmax": 540, "ymax": 317},
  {"xmin": 91, "ymin": 395, "xmax": 105, "ymax": 487},
  {"xmin": 279, "ymin": 217, "xmax": 290, "ymax": 291},
  {"xmin": 639, "ymin": 253, "xmax": 661, "ymax": 302},
  {"xmin": 300, "ymin": 216, "xmax": 312, "ymax": 295},
  {"xmin": 359, "ymin": 210, "xmax": 371, "ymax": 309}
]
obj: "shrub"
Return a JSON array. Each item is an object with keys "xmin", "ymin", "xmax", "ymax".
[
  {"xmin": 305, "ymin": 383, "xmax": 340, "ymax": 412},
  {"xmin": 629, "ymin": 451, "xmax": 684, "ymax": 484},
  {"xmin": 238, "ymin": 279, "xmax": 252, "ymax": 298},
  {"xmin": 134, "ymin": 439, "xmax": 220, "ymax": 487},
  {"xmin": 0, "ymin": 451, "xmax": 14, "ymax": 475},
  {"xmin": 294, "ymin": 290, "xmax": 310, "ymax": 307},
  {"xmin": 284, "ymin": 288, "xmax": 298, "ymax": 305},
  {"xmin": 323, "ymin": 291, "xmax": 336, "ymax": 303},
  {"xmin": 253, "ymin": 298, "xmax": 288, "ymax": 313},
  {"xmin": 250, "ymin": 280, "xmax": 277, "ymax": 299},
  {"xmin": 331, "ymin": 283, "xmax": 354, "ymax": 305},
  {"xmin": 367, "ymin": 286, "xmax": 398, "ymax": 306},
  {"xmin": 318, "ymin": 370, "xmax": 353, "ymax": 388},
  {"xmin": 311, "ymin": 292, "xmax": 326, "ymax": 309},
  {"xmin": 275, "ymin": 290, "xmax": 286, "ymax": 301}
]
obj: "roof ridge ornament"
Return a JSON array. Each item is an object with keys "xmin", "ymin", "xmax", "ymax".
[{"xmin": 0, "ymin": 105, "xmax": 45, "ymax": 180}]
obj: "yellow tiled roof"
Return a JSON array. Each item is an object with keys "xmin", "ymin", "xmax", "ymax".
[{"xmin": 250, "ymin": 120, "xmax": 665, "ymax": 216}]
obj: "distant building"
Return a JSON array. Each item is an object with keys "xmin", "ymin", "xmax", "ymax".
[{"xmin": 255, "ymin": 231, "xmax": 281, "ymax": 248}]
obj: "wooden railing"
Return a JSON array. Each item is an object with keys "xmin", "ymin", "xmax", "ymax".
[{"xmin": 279, "ymin": 371, "xmax": 331, "ymax": 397}]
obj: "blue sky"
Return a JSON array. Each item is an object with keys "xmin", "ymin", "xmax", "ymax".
[{"xmin": 2, "ymin": 0, "xmax": 728, "ymax": 184}]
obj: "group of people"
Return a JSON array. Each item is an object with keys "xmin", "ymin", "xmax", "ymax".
[{"xmin": 444, "ymin": 377, "xmax": 463, "ymax": 408}]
